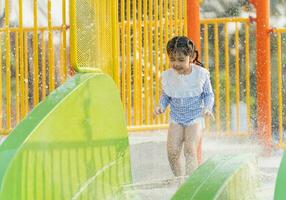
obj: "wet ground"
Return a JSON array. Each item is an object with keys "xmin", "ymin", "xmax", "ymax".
[
  {"xmin": 1, "ymin": 131, "xmax": 282, "ymax": 199},
  {"xmin": 127, "ymin": 130, "xmax": 283, "ymax": 200}
]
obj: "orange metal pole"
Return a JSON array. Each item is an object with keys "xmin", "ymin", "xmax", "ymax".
[
  {"xmin": 187, "ymin": 0, "xmax": 202, "ymax": 163},
  {"xmin": 187, "ymin": 0, "xmax": 201, "ymax": 52},
  {"xmin": 250, "ymin": 0, "xmax": 272, "ymax": 150}
]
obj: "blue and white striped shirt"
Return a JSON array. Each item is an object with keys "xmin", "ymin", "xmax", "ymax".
[{"xmin": 159, "ymin": 64, "xmax": 214, "ymax": 126}]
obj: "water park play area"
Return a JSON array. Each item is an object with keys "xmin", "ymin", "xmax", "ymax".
[{"xmin": 0, "ymin": 0, "xmax": 286, "ymax": 199}]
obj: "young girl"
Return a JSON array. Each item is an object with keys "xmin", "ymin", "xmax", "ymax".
[{"xmin": 154, "ymin": 36, "xmax": 214, "ymax": 176}]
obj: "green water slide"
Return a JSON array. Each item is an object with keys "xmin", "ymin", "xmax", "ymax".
[
  {"xmin": 171, "ymin": 154, "xmax": 258, "ymax": 200},
  {"xmin": 0, "ymin": 73, "xmax": 132, "ymax": 200},
  {"xmin": 275, "ymin": 151, "xmax": 286, "ymax": 200}
]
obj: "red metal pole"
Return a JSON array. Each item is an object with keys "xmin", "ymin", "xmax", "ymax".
[
  {"xmin": 187, "ymin": 0, "xmax": 202, "ymax": 163},
  {"xmin": 250, "ymin": 0, "xmax": 272, "ymax": 150}
]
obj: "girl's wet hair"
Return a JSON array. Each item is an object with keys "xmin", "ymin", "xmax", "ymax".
[{"xmin": 166, "ymin": 36, "xmax": 203, "ymax": 66}]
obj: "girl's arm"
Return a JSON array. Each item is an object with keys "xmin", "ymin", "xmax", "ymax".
[
  {"xmin": 202, "ymin": 73, "xmax": 214, "ymax": 112},
  {"xmin": 155, "ymin": 71, "xmax": 170, "ymax": 114},
  {"xmin": 159, "ymin": 91, "xmax": 171, "ymax": 112}
]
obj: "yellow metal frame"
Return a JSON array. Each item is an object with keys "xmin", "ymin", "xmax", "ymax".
[
  {"xmin": 0, "ymin": 0, "xmax": 273, "ymax": 145},
  {"xmin": 15, "ymin": 31, "xmax": 20, "ymax": 124},
  {"xmin": 0, "ymin": 0, "xmax": 70, "ymax": 135},
  {"xmin": 0, "ymin": 0, "xmax": 254, "ymax": 139},
  {"xmin": 126, "ymin": 0, "xmax": 131, "ymax": 125},
  {"xmin": 69, "ymin": 0, "xmax": 118, "ymax": 74},
  {"xmin": 200, "ymin": 18, "xmax": 252, "ymax": 136},
  {"xmin": 201, "ymin": 17, "xmax": 249, "ymax": 23},
  {"xmin": 19, "ymin": 0, "xmax": 24, "ymax": 119},
  {"xmin": 118, "ymin": 0, "xmax": 188, "ymax": 127},
  {"xmin": 5, "ymin": 0, "xmax": 11, "ymax": 130},
  {"xmin": 180, "ymin": 17, "xmax": 252, "ymax": 135},
  {"xmin": 245, "ymin": 22, "xmax": 251, "ymax": 133},
  {"xmin": 48, "ymin": 0, "xmax": 55, "ymax": 90},
  {"xmin": 273, "ymin": 28, "xmax": 286, "ymax": 148},
  {"xmin": 0, "ymin": 34, "xmax": 2, "ymax": 129},
  {"xmin": 235, "ymin": 22, "xmax": 240, "ymax": 134},
  {"xmin": 224, "ymin": 23, "xmax": 230, "ymax": 133},
  {"xmin": 60, "ymin": 0, "xmax": 68, "ymax": 83},
  {"xmin": 33, "ymin": 0, "xmax": 39, "ymax": 106},
  {"xmin": 41, "ymin": 30, "xmax": 46, "ymax": 100},
  {"xmin": 114, "ymin": 3, "xmax": 253, "ymax": 138},
  {"xmin": 214, "ymin": 22, "xmax": 221, "ymax": 133},
  {"xmin": 69, "ymin": 0, "xmax": 79, "ymax": 72}
]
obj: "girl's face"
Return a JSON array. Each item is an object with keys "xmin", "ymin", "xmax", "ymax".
[{"xmin": 169, "ymin": 52, "xmax": 194, "ymax": 74}]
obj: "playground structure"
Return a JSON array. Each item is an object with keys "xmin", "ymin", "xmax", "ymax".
[
  {"xmin": 1, "ymin": 0, "xmax": 286, "ymax": 146},
  {"xmin": 0, "ymin": 0, "xmax": 286, "ymax": 199}
]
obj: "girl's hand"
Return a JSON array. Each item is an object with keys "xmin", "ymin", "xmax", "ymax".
[
  {"xmin": 154, "ymin": 107, "xmax": 164, "ymax": 116},
  {"xmin": 204, "ymin": 110, "xmax": 215, "ymax": 121}
]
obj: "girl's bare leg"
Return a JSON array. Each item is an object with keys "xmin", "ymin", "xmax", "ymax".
[
  {"xmin": 167, "ymin": 123, "xmax": 184, "ymax": 176},
  {"xmin": 184, "ymin": 123, "xmax": 202, "ymax": 176}
]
